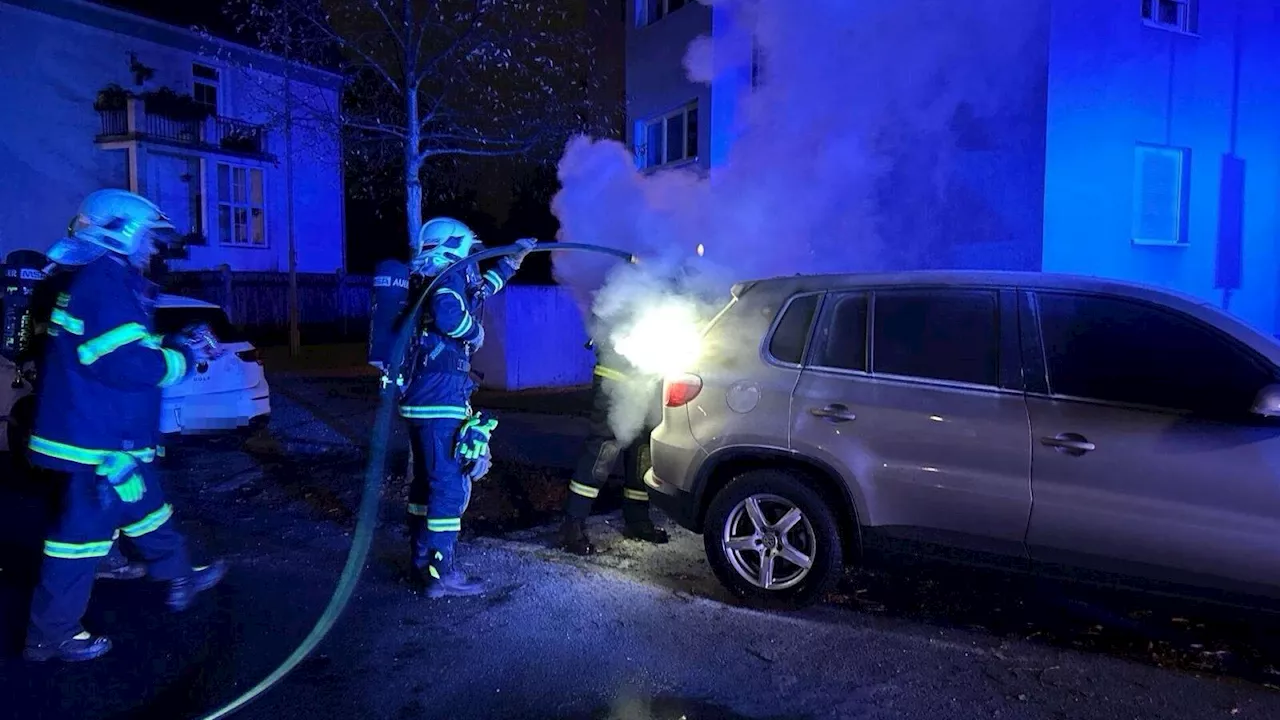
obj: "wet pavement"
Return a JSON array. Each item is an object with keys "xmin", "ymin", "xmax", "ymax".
[{"xmin": 2, "ymin": 372, "xmax": 1280, "ymax": 719}]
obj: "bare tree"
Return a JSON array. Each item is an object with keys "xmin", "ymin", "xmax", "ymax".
[{"xmin": 225, "ymin": 0, "xmax": 611, "ymax": 250}]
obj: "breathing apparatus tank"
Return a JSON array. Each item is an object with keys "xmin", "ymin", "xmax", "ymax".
[
  {"xmin": 1, "ymin": 250, "xmax": 50, "ymax": 364},
  {"xmin": 368, "ymin": 258, "xmax": 411, "ymax": 369}
]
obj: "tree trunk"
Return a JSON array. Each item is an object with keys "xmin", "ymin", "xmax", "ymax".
[{"xmin": 405, "ymin": 87, "xmax": 423, "ymax": 256}]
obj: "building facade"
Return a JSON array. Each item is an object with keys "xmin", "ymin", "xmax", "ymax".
[
  {"xmin": 625, "ymin": 0, "xmax": 713, "ymax": 173},
  {"xmin": 625, "ymin": 0, "xmax": 1280, "ymax": 335},
  {"xmin": 1042, "ymin": 0, "xmax": 1280, "ymax": 334},
  {"xmin": 0, "ymin": 0, "xmax": 346, "ymax": 274}
]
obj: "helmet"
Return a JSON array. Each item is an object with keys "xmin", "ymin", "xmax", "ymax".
[
  {"xmin": 412, "ymin": 217, "xmax": 482, "ymax": 275},
  {"xmin": 49, "ymin": 189, "xmax": 175, "ymax": 266}
]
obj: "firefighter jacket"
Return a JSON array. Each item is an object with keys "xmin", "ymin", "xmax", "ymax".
[
  {"xmin": 27, "ymin": 255, "xmax": 194, "ymax": 472},
  {"xmin": 397, "ymin": 261, "xmax": 517, "ymax": 421}
]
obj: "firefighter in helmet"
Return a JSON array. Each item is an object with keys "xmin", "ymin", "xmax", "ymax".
[
  {"xmin": 23, "ymin": 189, "xmax": 226, "ymax": 662},
  {"xmin": 370, "ymin": 217, "xmax": 534, "ymax": 597}
]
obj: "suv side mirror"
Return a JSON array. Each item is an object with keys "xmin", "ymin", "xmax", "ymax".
[{"xmin": 1250, "ymin": 384, "xmax": 1280, "ymax": 418}]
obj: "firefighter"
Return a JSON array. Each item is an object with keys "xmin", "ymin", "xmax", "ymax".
[
  {"xmin": 372, "ymin": 217, "xmax": 533, "ymax": 597},
  {"xmin": 558, "ymin": 337, "xmax": 669, "ymax": 555},
  {"xmin": 22, "ymin": 230, "xmax": 150, "ymax": 583},
  {"xmin": 23, "ymin": 189, "xmax": 226, "ymax": 662}
]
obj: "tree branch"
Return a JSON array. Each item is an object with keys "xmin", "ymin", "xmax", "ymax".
[{"xmin": 285, "ymin": 0, "xmax": 404, "ymax": 95}]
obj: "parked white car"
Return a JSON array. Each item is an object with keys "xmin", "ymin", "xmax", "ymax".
[{"xmin": 1, "ymin": 293, "xmax": 269, "ymax": 454}]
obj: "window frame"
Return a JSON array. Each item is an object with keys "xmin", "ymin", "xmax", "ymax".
[
  {"xmin": 1141, "ymin": 0, "xmax": 1199, "ymax": 35},
  {"xmin": 635, "ymin": 101, "xmax": 698, "ymax": 170},
  {"xmin": 215, "ymin": 162, "xmax": 268, "ymax": 248},
  {"xmin": 192, "ymin": 62, "xmax": 221, "ymax": 115},
  {"xmin": 635, "ymin": 0, "xmax": 688, "ymax": 28},
  {"xmin": 762, "ymin": 291, "xmax": 826, "ymax": 370},
  {"xmin": 1026, "ymin": 289, "xmax": 1277, "ymax": 415},
  {"xmin": 1132, "ymin": 143, "xmax": 1192, "ymax": 246}
]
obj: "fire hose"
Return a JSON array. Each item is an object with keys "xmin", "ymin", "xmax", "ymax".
[{"xmin": 197, "ymin": 242, "xmax": 634, "ymax": 720}]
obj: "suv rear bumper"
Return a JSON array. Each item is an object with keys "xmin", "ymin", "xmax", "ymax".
[{"xmin": 644, "ymin": 467, "xmax": 698, "ymax": 531}]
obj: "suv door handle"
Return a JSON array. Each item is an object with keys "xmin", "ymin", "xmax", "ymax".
[
  {"xmin": 810, "ymin": 404, "xmax": 857, "ymax": 422},
  {"xmin": 1041, "ymin": 433, "xmax": 1095, "ymax": 455}
]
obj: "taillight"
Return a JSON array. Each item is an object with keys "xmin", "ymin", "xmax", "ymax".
[
  {"xmin": 236, "ymin": 348, "xmax": 262, "ymax": 364},
  {"xmin": 663, "ymin": 373, "xmax": 703, "ymax": 407}
]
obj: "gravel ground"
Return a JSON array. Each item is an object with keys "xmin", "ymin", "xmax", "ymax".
[{"xmin": 2, "ymin": 372, "xmax": 1280, "ymax": 720}]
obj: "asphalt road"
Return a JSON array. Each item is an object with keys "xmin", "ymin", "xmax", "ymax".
[{"xmin": 2, "ymin": 373, "xmax": 1280, "ymax": 719}]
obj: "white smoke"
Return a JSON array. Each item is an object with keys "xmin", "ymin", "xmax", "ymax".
[{"xmin": 552, "ymin": 0, "xmax": 1046, "ymax": 441}]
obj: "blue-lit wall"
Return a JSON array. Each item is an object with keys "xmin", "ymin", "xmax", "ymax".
[
  {"xmin": 1043, "ymin": 0, "xmax": 1280, "ymax": 335},
  {"xmin": 0, "ymin": 0, "xmax": 346, "ymax": 274}
]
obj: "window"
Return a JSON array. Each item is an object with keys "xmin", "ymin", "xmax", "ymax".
[
  {"xmin": 637, "ymin": 0, "xmax": 687, "ymax": 27},
  {"xmin": 811, "ymin": 293, "xmax": 869, "ymax": 372},
  {"xmin": 193, "ymin": 63, "xmax": 219, "ymax": 113},
  {"xmin": 1142, "ymin": 0, "xmax": 1198, "ymax": 34},
  {"xmin": 1132, "ymin": 143, "xmax": 1190, "ymax": 245},
  {"xmin": 1036, "ymin": 293, "xmax": 1273, "ymax": 416},
  {"xmin": 216, "ymin": 163, "xmax": 266, "ymax": 246},
  {"xmin": 636, "ymin": 102, "xmax": 698, "ymax": 169},
  {"xmin": 871, "ymin": 289, "xmax": 1000, "ymax": 386},
  {"xmin": 767, "ymin": 294, "xmax": 819, "ymax": 365}
]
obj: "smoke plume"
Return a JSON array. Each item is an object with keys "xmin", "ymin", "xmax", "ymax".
[{"xmin": 552, "ymin": 0, "xmax": 1047, "ymax": 441}]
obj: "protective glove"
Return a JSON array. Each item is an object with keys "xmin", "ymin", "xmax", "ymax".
[
  {"xmin": 180, "ymin": 323, "xmax": 225, "ymax": 361},
  {"xmin": 454, "ymin": 412, "xmax": 498, "ymax": 463},
  {"xmin": 471, "ymin": 324, "xmax": 485, "ymax": 352},
  {"xmin": 97, "ymin": 452, "xmax": 145, "ymax": 504},
  {"xmin": 502, "ymin": 237, "xmax": 538, "ymax": 271},
  {"xmin": 465, "ymin": 450, "xmax": 493, "ymax": 482}
]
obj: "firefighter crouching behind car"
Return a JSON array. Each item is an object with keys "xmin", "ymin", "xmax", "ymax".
[
  {"xmin": 369, "ymin": 217, "xmax": 534, "ymax": 597},
  {"xmin": 559, "ymin": 337, "xmax": 669, "ymax": 555},
  {"xmin": 23, "ymin": 189, "xmax": 227, "ymax": 662}
]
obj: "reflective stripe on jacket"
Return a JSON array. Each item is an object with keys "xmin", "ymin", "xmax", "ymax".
[{"xmin": 28, "ymin": 255, "xmax": 193, "ymax": 472}]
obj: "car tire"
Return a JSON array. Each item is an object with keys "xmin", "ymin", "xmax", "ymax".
[{"xmin": 703, "ymin": 469, "xmax": 843, "ymax": 610}]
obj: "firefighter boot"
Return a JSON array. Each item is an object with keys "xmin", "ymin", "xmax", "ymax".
[
  {"xmin": 623, "ymin": 522, "xmax": 670, "ymax": 545},
  {"xmin": 167, "ymin": 561, "xmax": 229, "ymax": 612},
  {"xmin": 419, "ymin": 546, "xmax": 485, "ymax": 599},
  {"xmin": 558, "ymin": 517, "xmax": 596, "ymax": 556},
  {"xmin": 24, "ymin": 631, "xmax": 113, "ymax": 662}
]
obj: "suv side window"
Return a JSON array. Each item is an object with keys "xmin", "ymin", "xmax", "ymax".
[
  {"xmin": 767, "ymin": 294, "xmax": 819, "ymax": 365},
  {"xmin": 1036, "ymin": 292, "xmax": 1274, "ymax": 415},
  {"xmin": 872, "ymin": 288, "xmax": 1000, "ymax": 386},
  {"xmin": 810, "ymin": 292, "xmax": 869, "ymax": 372}
]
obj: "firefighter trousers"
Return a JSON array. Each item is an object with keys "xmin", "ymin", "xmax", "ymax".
[
  {"xmin": 27, "ymin": 465, "xmax": 190, "ymax": 646},
  {"xmin": 406, "ymin": 417, "xmax": 471, "ymax": 570},
  {"xmin": 564, "ymin": 379, "xmax": 653, "ymax": 526}
]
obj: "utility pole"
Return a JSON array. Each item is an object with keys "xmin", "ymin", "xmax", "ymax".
[{"xmin": 284, "ymin": 3, "xmax": 301, "ymax": 357}]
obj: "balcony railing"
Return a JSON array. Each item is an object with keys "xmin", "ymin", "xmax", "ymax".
[{"xmin": 96, "ymin": 98, "xmax": 269, "ymax": 157}]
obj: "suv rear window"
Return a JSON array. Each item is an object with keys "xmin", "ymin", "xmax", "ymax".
[
  {"xmin": 767, "ymin": 294, "xmax": 818, "ymax": 364},
  {"xmin": 872, "ymin": 288, "xmax": 999, "ymax": 386}
]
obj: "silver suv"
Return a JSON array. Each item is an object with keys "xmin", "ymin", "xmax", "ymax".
[{"xmin": 645, "ymin": 271, "xmax": 1280, "ymax": 608}]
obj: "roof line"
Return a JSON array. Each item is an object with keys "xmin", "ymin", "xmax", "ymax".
[{"xmin": 2, "ymin": 0, "xmax": 343, "ymax": 89}]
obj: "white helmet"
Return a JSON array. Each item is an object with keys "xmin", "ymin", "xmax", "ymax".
[
  {"xmin": 49, "ymin": 189, "xmax": 175, "ymax": 266},
  {"xmin": 412, "ymin": 216, "xmax": 481, "ymax": 275}
]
